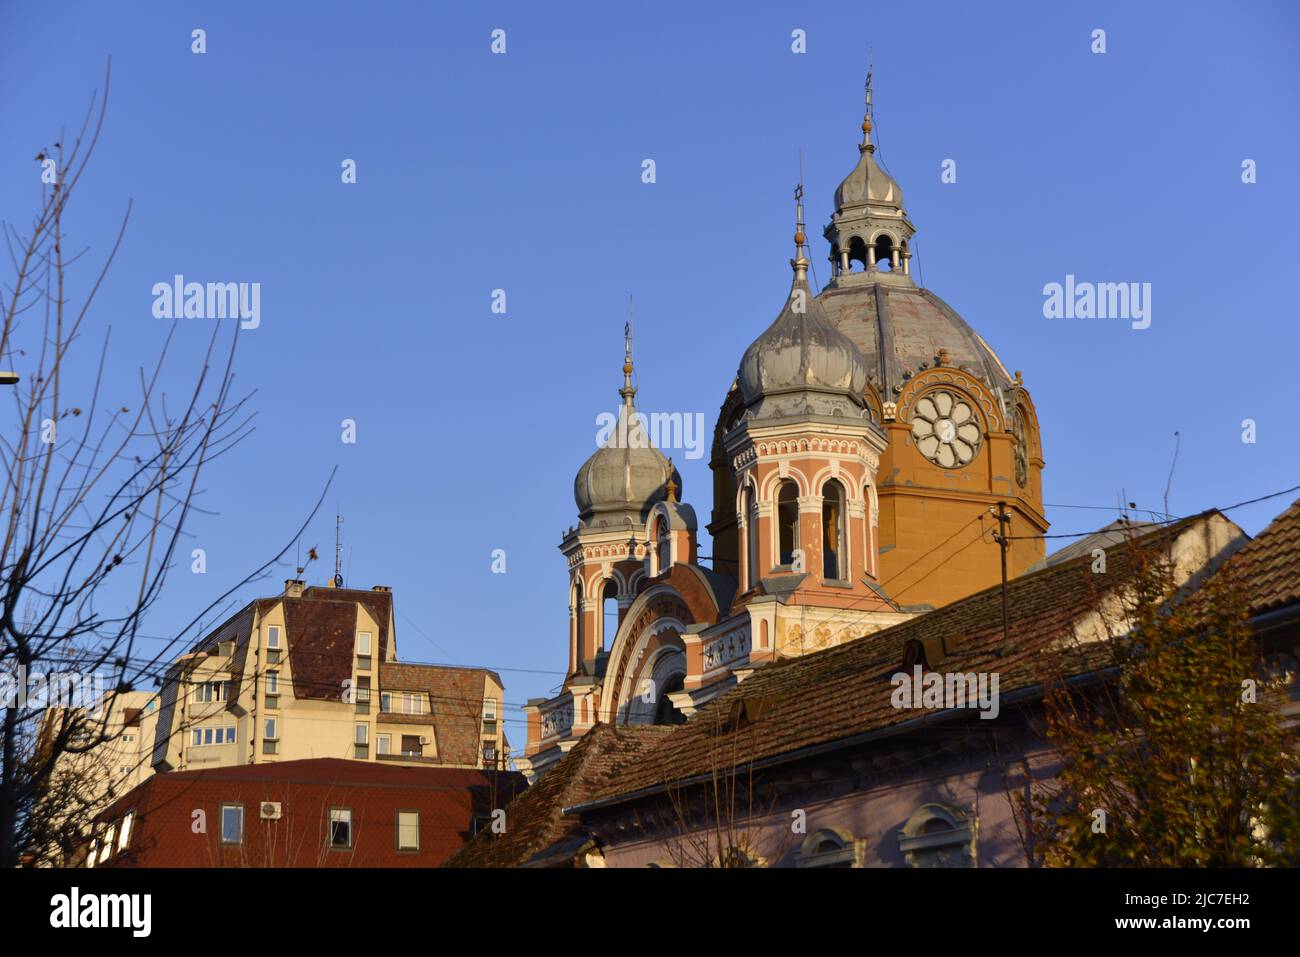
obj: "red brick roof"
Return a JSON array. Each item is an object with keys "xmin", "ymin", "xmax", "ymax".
[
  {"xmin": 93, "ymin": 758, "xmax": 523, "ymax": 868},
  {"xmin": 443, "ymin": 724, "xmax": 672, "ymax": 867}
]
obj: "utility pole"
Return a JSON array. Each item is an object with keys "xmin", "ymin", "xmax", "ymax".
[{"xmin": 992, "ymin": 502, "xmax": 1011, "ymax": 646}]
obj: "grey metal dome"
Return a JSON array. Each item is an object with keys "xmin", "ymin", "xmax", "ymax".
[
  {"xmin": 834, "ymin": 145, "xmax": 903, "ymax": 211},
  {"xmin": 573, "ymin": 406, "xmax": 678, "ymax": 525},
  {"xmin": 738, "ymin": 276, "xmax": 870, "ymax": 417}
]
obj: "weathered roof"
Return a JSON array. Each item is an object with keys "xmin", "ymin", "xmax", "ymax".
[
  {"xmin": 572, "ymin": 517, "xmax": 1216, "ymax": 810},
  {"xmin": 442, "ymin": 723, "xmax": 672, "ymax": 867},
  {"xmin": 1218, "ymin": 497, "xmax": 1300, "ymax": 616}
]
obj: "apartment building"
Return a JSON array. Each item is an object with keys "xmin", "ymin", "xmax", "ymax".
[{"xmin": 150, "ymin": 580, "xmax": 509, "ymax": 775}]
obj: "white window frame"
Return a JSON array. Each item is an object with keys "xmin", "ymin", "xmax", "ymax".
[
  {"xmin": 264, "ymin": 717, "xmax": 278, "ymax": 740},
  {"xmin": 357, "ymin": 632, "xmax": 372, "ymax": 656},
  {"xmin": 397, "ymin": 810, "xmax": 420, "ymax": 851},
  {"xmin": 376, "ymin": 734, "xmax": 391, "ymax": 755},
  {"xmin": 380, "ymin": 692, "xmax": 392, "ymax": 712},
  {"xmin": 355, "ymin": 723, "xmax": 368, "ymax": 745},
  {"xmin": 220, "ymin": 804, "xmax": 244, "ymax": 845},
  {"xmin": 329, "ymin": 808, "xmax": 353, "ymax": 849},
  {"xmin": 403, "ymin": 693, "xmax": 423, "ymax": 715},
  {"xmin": 266, "ymin": 671, "xmax": 279, "ymax": 695},
  {"xmin": 483, "ymin": 700, "xmax": 497, "ymax": 721},
  {"xmin": 266, "ymin": 625, "xmax": 282, "ymax": 649}
]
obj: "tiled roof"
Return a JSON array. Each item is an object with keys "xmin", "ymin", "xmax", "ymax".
[
  {"xmin": 572, "ymin": 518, "xmax": 1210, "ymax": 809},
  {"xmin": 443, "ymin": 724, "xmax": 672, "ymax": 867},
  {"xmin": 379, "ymin": 663, "xmax": 494, "ymax": 766},
  {"xmin": 93, "ymin": 758, "xmax": 524, "ymax": 868},
  {"xmin": 1219, "ymin": 497, "xmax": 1300, "ymax": 616}
]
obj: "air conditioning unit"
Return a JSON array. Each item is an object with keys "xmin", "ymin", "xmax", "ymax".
[
  {"xmin": 419, "ymin": 736, "xmax": 430, "ymax": 745},
  {"xmin": 260, "ymin": 802, "xmax": 282, "ymax": 820}
]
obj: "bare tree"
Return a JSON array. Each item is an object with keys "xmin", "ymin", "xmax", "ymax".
[{"xmin": 2, "ymin": 65, "xmax": 331, "ymax": 867}]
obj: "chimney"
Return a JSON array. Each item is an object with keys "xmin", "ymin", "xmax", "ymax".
[
  {"xmin": 284, "ymin": 579, "xmax": 305, "ymax": 598},
  {"xmin": 372, "ymin": 585, "xmax": 392, "ymax": 593}
]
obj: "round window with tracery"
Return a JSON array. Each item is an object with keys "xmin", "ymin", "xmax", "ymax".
[{"xmin": 911, "ymin": 390, "xmax": 981, "ymax": 468}]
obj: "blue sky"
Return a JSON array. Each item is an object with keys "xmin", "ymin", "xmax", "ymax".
[{"xmin": 3, "ymin": 1, "xmax": 1297, "ymax": 745}]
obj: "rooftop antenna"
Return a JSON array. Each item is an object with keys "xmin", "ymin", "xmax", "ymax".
[{"xmin": 333, "ymin": 512, "xmax": 344, "ymax": 587}]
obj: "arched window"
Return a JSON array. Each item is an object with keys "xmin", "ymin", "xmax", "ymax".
[
  {"xmin": 822, "ymin": 479, "xmax": 846, "ymax": 581},
  {"xmin": 654, "ymin": 516, "xmax": 670, "ymax": 573},
  {"xmin": 848, "ymin": 235, "xmax": 869, "ymax": 272},
  {"xmin": 862, "ymin": 483, "xmax": 874, "ymax": 578},
  {"xmin": 601, "ymin": 580, "xmax": 619, "ymax": 652},
  {"xmin": 571, "ymin": 577, "xmax": 584, "ymax": 672},
  {"xmin": 796, "ymin": 828, "xmax": 861, "ymax": 868},
  {"xmin": 874, "ymin": 234, "xmax": 895, "ymax": 272},
  {"xmin": 743, "ymin": 484, "xmax": 758, "ymax": 589},
  {"xmin": 898, "ymin": 804, "xmax": 977, "ymax": 868},
  {"xmin": 777, "ymin": 481, "xmax": 799, "ymax": 568},
  {"xmin": 654, "ymin": 673, "xmax": 685, "ymax": 725}
]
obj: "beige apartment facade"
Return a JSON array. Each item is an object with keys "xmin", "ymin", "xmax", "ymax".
[{"xmin": 151, "ymin": 580, "xmax": 507, "ymax": 775}]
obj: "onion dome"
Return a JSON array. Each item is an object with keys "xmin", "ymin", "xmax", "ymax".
[
  {"xmin": 573, "ymin": 330, "xmax": 680, "ymax": 527},
  {"xmin": 737, "ymin": 186, "xmax": 870, "ymax": 420}
]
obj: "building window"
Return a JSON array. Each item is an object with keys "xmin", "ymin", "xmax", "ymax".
[
  {"xmin": 796, "ymin": 828, "xmax": 861, "ymax": 868},
  {"xmin": 194, "ymin": 680, "xmax": 229, "ymax": 703},
  {"xmin": 396, "ymin": 810, "xmax": 419, "ymax": 851},
  {"xmin": 263, "ymin": 717, "xmax": 278, "ymax": 754},
  {"xmin": 400, "ymin": 735, "xmax": 422, "ymax": 757},
  {"xmin": 118, "ymin": 811, "xmax": 134, "ymax": 851},
  {"xmin": 376, "ymin": 734, "xmax": 391, "ymax": 755},
  {"xmin": 654, "ymin": 516, "xmax": 670, "ymax": 573},
  {"xmin": 743, "ymin": 484, "xmax": 758, "ymax": 589},
  {"xmin": 821, "ymin": 479, "xmax": 847, "ymax": 581},
  {"xmin": 191, "ymin": 726, "xmax": 236, "ymax": 747},
  {"xmin": 329, "ymin": 808, "xmax": 353, "ymax": 849},
  {"xmin": 123, "ymin": 733, "xmax": 135, "ymax": 744},
  {"xmin": 380, "ymin": 692, "xmax": 392, "ymax": 713},
  {"xmin": 220, "ymin": 804, "xmax": 243, "ymax": 845},
  {"xmin": 355, "ymin": 675, "xmax": 371, "ymax": 714},
  {"xmin": 86, "ymin": 839, "xmax": 97, "ymax": 868},
  {"xmin": 777, "ymin": 480, "xmax": 799, "ymax": 567},
  {"xmin": 99, "ymin": 826, "xmax": 115, "ymax": 862},
  {"xmin": 355, "ymin": 723, "xmax": 368, "ymax": 745},
  {"xmin": 402, "ymin": 693, "xmax": 423, "ymax": 715},
  {"xmin": 266, "ymin": 625, "xmax": 281, "ymax": 649},
  {"xmin": 357, "ymin": 632, "xmax": 372, "ymax": 656},
  {"xmin": 483, "ymin": 700, "xmax": 497, "ymax": 721},
  {"xmin": 898, "ymin": 804, "xmax": 977, "ymax": 868},
  {"xmin": 266, "ymin": 671, "xmax": 279, "ymax": 695}
]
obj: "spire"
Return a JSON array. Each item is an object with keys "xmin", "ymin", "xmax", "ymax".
[
  {"xmin": 620, "ymin": 295, "xmax": 636, "ymax": 410},
  {"xmin": 792, "ymin": 181, "xmax": 809, "ymax": 283},
  {"xmin": 860, "ymin": 68, "xmax": 874, "ymax": 154}
]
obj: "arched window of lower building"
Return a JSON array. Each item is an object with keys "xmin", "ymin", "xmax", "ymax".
[
  {"xmin": 898, "ymin": 803, "xmax": 977, "ymax": 868},
  {"xmin": 796, "ymin": 828, "xmax": 863, "ymax": 868},
  {"xmin": 822, "ymin": 479, "xmax": 846, "ymax": 581},
  {"xmin": 777, "ymin": 480, "xmax": 799, "ymax": 567}
]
